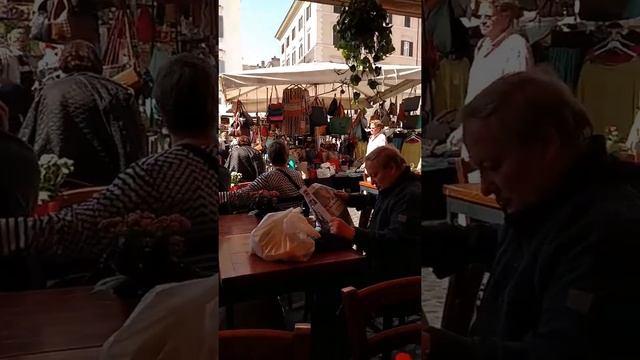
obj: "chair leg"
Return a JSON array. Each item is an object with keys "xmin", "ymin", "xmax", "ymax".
[
  {"xmin": 303, "ymin": 291, "xmax": 313, "ymax": 321},
  {"xmin": 225, "ymin": 304, "xmax": 235, "ymax": 328}
]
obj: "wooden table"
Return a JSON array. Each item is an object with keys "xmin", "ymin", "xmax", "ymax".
[
  {"xmin": 218, "ymin": 214, "xmax": 367, "ymax": 322},
  {"xmin": 0, "ymin": 287, "xmax": 132, "ymax": 359},
  {"xmin": 219, "ymin": 213, "xmax": 263, "ymax": 238},
  {"xmin": 443, "ymin": 183, "xmax": 504, "ymax": 224}
]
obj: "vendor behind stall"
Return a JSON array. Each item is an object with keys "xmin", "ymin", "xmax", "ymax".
[{"xmin": 366, "ymin": 119, "xmax": 387, "ymax": 156}]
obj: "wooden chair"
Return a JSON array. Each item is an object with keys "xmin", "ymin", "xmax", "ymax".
[
  {"xmin": 454, "ymin": 157, "xmax": 473, "ymax": 184},
  {"xmin": 341, "ymin": 276, "xmax": 422, "ymax": 360},
  {"xmin": 219, "ymin": 323, "xmax": 311, "ymax": 360},
  {"xmin": 444, "ymin": 158, "xmax": 489, "ymax": 336},
  {"xmin": 56, "ymin": 187, "xmax": 107, "ymax": 208}
]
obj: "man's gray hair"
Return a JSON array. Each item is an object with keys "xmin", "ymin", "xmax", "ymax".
[
  {"xmin": 365, "ymin": 145, "xmax": 406, "ymax": 169},
  {"xmin": 460, "ymin": 70, "xmax": 593, "ymax": 148}
]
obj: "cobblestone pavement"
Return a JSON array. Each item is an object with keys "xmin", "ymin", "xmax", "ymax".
[{"xmin": 347, "ymin": 209, "xmax": 447, "ymax": 327}]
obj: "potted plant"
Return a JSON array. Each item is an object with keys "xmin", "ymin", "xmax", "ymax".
[
  {"xmin": 334, "ymin": 0, "xmax": 395, "ymax": 100},
  {"xmin": 230, "ymin": 171, "xmax": 243, "ymax": 191},
  {"xmin": 35, "ymin": 154, "xmax": 74, "ymax": 215},
  {"xmin": 96, "ymin": 211, "xmax": 194, "ymax": 297}
]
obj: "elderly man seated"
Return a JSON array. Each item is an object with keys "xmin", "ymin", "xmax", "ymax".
[
  {"xmin": 422, "ymin": 71, "xmax": 640, "ymax": 360},
  {"xmin": 330, "ymin": 145, "xmax": 422, "ymax": 282}
]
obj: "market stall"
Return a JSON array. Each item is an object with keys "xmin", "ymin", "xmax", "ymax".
[
  {"xmin": 0, "ymin": 0, "xmax": 216, "ymax": 154},
  {"xmin": 426, "ymin": 0, "xmax": 640, "ymax": 156},
  {"xmin": 218, "ymin": 62, "xmax": 423, "ymax": 192}
]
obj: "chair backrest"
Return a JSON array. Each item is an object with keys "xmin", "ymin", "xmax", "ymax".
[
  {"xmin": 341, "ymin": 276, "xmax": 422, "ymax": 360},
  {"xmin": 455, "ymin": 158, "xmax": 473, "ymax": 184},
  {"xmin": 219, "ymin": 323, "xmax": 311, "ymax": 360}
]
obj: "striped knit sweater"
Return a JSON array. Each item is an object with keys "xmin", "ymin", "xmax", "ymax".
[
  {"xmin": 219, "ymin": 168, "xmax": 305, "ymax": 209},
  {"xmin": 0, "ymin": 145, "xmax": 219, "ymax": 271}
]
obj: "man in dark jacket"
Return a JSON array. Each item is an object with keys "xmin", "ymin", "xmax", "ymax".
[
  {"xmin": 330, "ymin": 145, "xmax": 422, "ymax": 282},
  {"xmin": 225, "ymin": 135, "xmax": 265, "ymax": 182},
  {"xmin": 423, "ymin": 71, "xmax": 640, "ymax": 359},
  {"xmin": 313, "ymin": 145, "xmax": 421, "ymax": 359}
]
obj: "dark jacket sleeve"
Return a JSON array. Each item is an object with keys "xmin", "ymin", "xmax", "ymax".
[
  {"xmin": 421, "ymin": 221, "xmax": 500, "ymax": 279},
  {"xmin": 429, "ymin": 216, "xmax": 640, "ymax": 360},
  {"xmin": 352, "ymin": 188, "xmax": 420, "ymax": 253},
  {"xmin": 346, "ymin": 193, "xmax": 377, "ymax": 210}
]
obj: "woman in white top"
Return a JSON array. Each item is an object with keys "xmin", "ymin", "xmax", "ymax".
[
  {"xmin": 448, "ymin": 0, "xmax": 533, "ymax": 156},
  {"xmin": 366, "ymin": 119, "xmax": 388, "ymax": 156}
]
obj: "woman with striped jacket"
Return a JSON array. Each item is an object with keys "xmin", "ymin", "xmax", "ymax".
[
  {"xmin": 219, "ymin": 140, "xmax": 305, "ymax": 211},
  {"xmin": 0, "ymin": 54, "xmax": 219, "ymax": 288}
]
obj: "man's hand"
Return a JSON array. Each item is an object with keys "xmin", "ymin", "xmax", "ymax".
[
  {"xmin": 334, "ymin": 191, "xmax": 349, "ymax": 202},
  {"xmin": 329, "ymin": 217, "xmax": 356, "ymax": 241}
]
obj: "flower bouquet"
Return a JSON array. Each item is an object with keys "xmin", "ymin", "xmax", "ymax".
[
  {"xmin": 96, "ymin": 211, "xmax": 196, "ymax": 297},
  {"xmin": 34, "ymin": 154, "xmax": 74, "ymax": 215},
  {"xmin": 38, "ymin": 154, "xmax": 74, "ymax": 204}
]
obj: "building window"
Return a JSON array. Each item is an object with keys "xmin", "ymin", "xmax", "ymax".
[
  {"xmin": 286, "ymin": 36, "xmax": 290, "ymax": 47},
  {"xmin": 299, "ymin": 17, "xmax": 303, "ymax": 31},
  {"xmin": 404, "ymin": 16, "xmax": 411, "ymax": 27},
  {"xmin": 401, "ymin": 40, "xmax": 414, "ymax": 57},
  {"xmin": 333, "ymin": 5, "xmax": 342, "ymax": 13},
  {"xmin": 292, "ymin": 27, "xmax": 296, "ymax": 40},
  {"xmin": 333, "ymin": 28, "xmax": 339, "ymax": 45},
  {"xmin": 281, "ymin": 44, "xmax": 284, "ymax": 54},
  {"xmin": 386, "ymin": 14, "xmax": 392, "ymax": 25},
  {"xmin": 307, "ymin": 33, "xmax": 311, "ymax": 49},
  {"xmin": 219, "ymin": 16, "xmax": 224, "ymax": 38},
  {"xmin": 292, "ymin": 51, "xmax": 296, "ymax": 64},
  {"xmin": 219, "ymin": 60, "xmax": 225, "ymax": 73},
  {"xmin": 306, "ymin": 6, "xmax": 311, "ymax": 20},
  {"xmin": 299, "ymin": 44, "xmax": 303, "ymax": 59}
]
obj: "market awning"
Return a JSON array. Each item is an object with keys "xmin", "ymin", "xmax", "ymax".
[{"xmin": 220, "ymin": 62, "xmax": 421, "ymax": 112}]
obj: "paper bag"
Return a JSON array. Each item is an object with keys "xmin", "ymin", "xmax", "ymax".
[{"xmin": 100, "ymin": 275, "xmax": 219, "ymax": 360}]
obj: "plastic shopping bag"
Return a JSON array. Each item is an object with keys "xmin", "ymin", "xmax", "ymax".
[
  {"xmin": 99, "ymin": 275, "xmax": 219, "ymax": 360},
  {"xmin": 250, "ymin": 208, "xmax": 320, "ymax": 262}
]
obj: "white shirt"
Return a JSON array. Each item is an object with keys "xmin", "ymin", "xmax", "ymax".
[
  {"xmin": 455, "ymin": 31, "xmax": 533, "ymax": 182},
  {"xmin": 366, "ymin": 132, "xmax": 387, "ymax": 156},
  {"xmin": 465, "ymin": 32, "xmax": 533, "ymax": 104},
  {"xmin": 456, "ymin": 31, "xmax": 533, "ymax": 157}
]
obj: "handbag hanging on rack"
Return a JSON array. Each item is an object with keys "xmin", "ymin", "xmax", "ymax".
[
  {"xmin": 388, "ymin": 97, "xmax": 397, "ymax": 116},
  {"xmin": 103, "ymin": 8, "xmax": 142, "ymax": 90},
  {"xmin": 267, "ymin": 86, "xmax": 284, "ymax": 122},
  {"xmin": 231, "ymin": 99, "xmax": 250, "ymax": 137},
  {"xmin": 329, "ymin": 91, "xmax": 351, "ymax": 135},
  {"xmin": 309, "ymin": 96, "xmax": 328, "ymax": 127},
  {"xmin": 50, "ymin": 0, "xmax": 72, "ymax": 42},
  {"xmin": 30, "ymin": 0, "xmax": 52, "ymax": 42},
  {"xmin": 283, "ymin": 85, "xmax": 308, "ymax": 136},
  {"xmin": 402, "ymin": 87, "xmax": 421, "ymax": 113}
]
